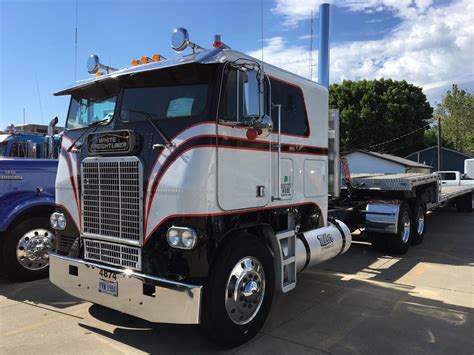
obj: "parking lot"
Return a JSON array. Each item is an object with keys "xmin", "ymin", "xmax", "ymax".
[{"xmin": 1, "ymin": 208, "xmax": 473, "ymax": 354}]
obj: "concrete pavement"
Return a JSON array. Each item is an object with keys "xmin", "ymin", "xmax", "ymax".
[{"xmin": 1, "ymin": 208, "xmax": 473, "ymax": 354}]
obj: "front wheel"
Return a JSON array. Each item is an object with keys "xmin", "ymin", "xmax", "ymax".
[
  {"xmin": 3, "ymin": 217, "xmax": 55, "ymax": 282},
  {"xmin": 201, "ymin": 234, "xmax": 274, "ymax": 347}
]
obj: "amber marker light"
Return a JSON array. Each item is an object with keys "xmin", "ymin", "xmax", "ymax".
[
  {"xmin": 152, "ymin": 54, "xmax": 161, "ymax": 62},
  {"xmin": 141, "ymin": 56, "xmax": 150, "ymax": 64},
  {"xmin": 131, "ymin": 59, "xmax": 140, "ymax": 66},
  {"xmin": 95, "ymin": 72, "xmax": 103, "ymax": 77}
]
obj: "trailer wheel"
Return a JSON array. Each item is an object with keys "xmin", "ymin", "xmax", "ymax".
[
  {"xmin": 410, "ymin": 200, "xmax": 427, "ymax": 245},
  {"xmin": 201, "ymin": 234, "xmax": 274, "ymax": 347},
  {"xmin": 456, "ymin": 192, "xmax": 472, "ymax": 213},
  {"xmin": 3, "ymin": 217, "xmax": 55, "ymax": 282},
  {"xmin": 388, "ymin": 202, "xmax": 412, "ymax": 254},
  {"xmin": 368, "ymin": 232, "xmax": 389, "ymax": 252}
]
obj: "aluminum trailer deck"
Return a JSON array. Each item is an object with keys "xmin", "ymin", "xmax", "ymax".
[
  {"xmin": 350, "ymin": 173, "xmax": 438, "ymax": 191},
  {"xmin": 350, "ymin": 172, "xmax": 474, "ymax": 210},
  {"xmin": 428, "ymin": 185, "xmax": 474, "ymax": 210}
]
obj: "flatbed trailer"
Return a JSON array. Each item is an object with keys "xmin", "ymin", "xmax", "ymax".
[{"xmin": 330, "ymin": 171, "xmax": 473, "ymax": 254}]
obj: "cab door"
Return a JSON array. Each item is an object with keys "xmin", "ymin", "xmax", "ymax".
[{"xmin": 217, "ymin": 68, "xmax": 271, "ymax": 211}]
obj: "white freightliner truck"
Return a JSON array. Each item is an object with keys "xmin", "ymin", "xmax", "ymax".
[{"xmin": 48, "ymin": 26, "xmax": 473, "ymax": 346}]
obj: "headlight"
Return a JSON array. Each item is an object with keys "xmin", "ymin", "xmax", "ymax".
[
  {"xmin": 166, "ymin": 226, "xmax": 198, "ymax": 250},
  {"xmin": 50, "ymin": 213, "xmax": 58, "ymax": 229},
  {"xmin": 57, "ymin": 214, "xmax": 67, "ymax": 230},
  {"xmin": 167, "ymin": 229, "xmax": 180, "ymax": 247},
  {"xmin": 50, "ymin": 212, "xmax": 66, "ymax": 230}
]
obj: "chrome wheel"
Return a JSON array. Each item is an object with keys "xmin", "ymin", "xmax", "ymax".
[
  {"xmin": 401, "ymin": 211, "xmax": 411, "ymax": 243},
  {"xmin": 16, "ymin": 228, "xmax": 54, "ymax": 270},
  {"xmin": 417, "ymin": 206, "xmax": 425, "ymax": 235},
  {"xmin": 225, "ymin": 256, "xmax": 265, "ymax": 325}
]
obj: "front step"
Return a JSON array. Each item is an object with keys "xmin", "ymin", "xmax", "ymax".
[{"xmin": 275, "ymin": 230, "xmax": 296, "ymax": 293}]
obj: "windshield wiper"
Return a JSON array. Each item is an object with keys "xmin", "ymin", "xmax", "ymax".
[
  {"xmin": 126, "ymin": 109, "xmax": 175, "ymax": 149},
  {"xmin": 67, "ymin": 118, "xmax": 111, "ymax": 152}
]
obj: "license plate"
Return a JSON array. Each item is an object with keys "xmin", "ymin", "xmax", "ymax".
[{"xmin": 99, "ymin": 278, "xmax": 118, "ymax": 297}]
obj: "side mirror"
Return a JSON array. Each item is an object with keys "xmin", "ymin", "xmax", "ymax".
[
  {"xmin": 172, "ymin": 28, "xmax": 190, "ymax": 52},
  {"xmin": 171, "ymin": 27, "xmax": 205, "ymax": 53},
  {"xmin": 246, "ymin": 115, "xmax": 273, "ymax": 140},
  {"xmin": 244, "ymin": 69, "xmax": 263, "ymax": 117},
  {"xmin": 255, "ymin": 114, "xmax": 273, "ymax": 138},
  {"xmin": 86, "ymin": 54, "xmax": 117, "ymax": 74}
]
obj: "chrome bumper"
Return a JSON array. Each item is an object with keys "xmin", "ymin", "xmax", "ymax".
[{"xmin": 49, "ymin": 253, "xmax": 202, "ymax": 324}]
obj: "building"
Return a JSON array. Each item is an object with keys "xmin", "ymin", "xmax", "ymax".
[
  {"xmin": 9, "ymin": 123, "xmax": 63, "ymax": 135},
  {"xmin": 344, "ymin": 150, "xmax": 432, "ymax": 174},
  {"xmin": 405, "ymin": 146, "xmax": 472, "ymax": 172}
]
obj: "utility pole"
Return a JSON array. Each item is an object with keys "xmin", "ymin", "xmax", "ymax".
[{"xmin": 437, "ymin": 115, "xmax": 442, "ymax": 171}]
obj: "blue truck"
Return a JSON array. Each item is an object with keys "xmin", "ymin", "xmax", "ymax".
[
  {"xmin": 0, "ymin": 123, "xmax": 61, "ymax": 159},
  {"xmin": 0, "ymin": 118, "xmax": 60, "ymax": 281}
]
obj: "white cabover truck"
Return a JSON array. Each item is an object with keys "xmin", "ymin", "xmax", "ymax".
[{"xmin": 48, "ymin": 27, "xmax": 473, "ymax": 346}]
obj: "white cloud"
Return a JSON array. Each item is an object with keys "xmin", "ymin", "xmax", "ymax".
[
  {"xmin": 272, "ymin": 0, "xmax": 435, "ymax": 26},
  {"xmin": 249, "ymin": 0, "xmax": 473, "ymax": 98}
]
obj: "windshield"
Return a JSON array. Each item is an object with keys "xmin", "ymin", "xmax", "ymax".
[
  {"xmin": 120, "ymin": 84, "xmax": 209, "ymax": 121},
  {"xmin": 67, "ymin": 95, "xmax": 117, "ymax": 129}
]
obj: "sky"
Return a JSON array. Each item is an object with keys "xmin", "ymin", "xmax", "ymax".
[{"xmin": 1, "ymin": 0, "xmax": 473, "ymax": 129}]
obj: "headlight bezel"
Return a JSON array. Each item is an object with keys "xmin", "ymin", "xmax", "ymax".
[
  {"xmin": 166, "ymin": 226, "xmax": 198, "ymax": 250},
  {"xmin": 50, "ymin": 212, "xmax": 67, "ymax": 230}
]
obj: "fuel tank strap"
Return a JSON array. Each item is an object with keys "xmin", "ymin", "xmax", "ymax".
[
  {"xmin": 297, "ymin": 233, "xmax": 311, "ymax": 271},
  {"xmin": 328, "ymin": 217, "xmax": 346, "ymax": 255}
]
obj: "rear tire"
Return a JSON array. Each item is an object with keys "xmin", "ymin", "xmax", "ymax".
[
  {"xmin": 3, "ymin": 217, "xmax": 55, "ymax": 282},
  {"xmin": 410, "ymin": 200, "xmax": 426, "ymax": 245},
  {"xmin": 201, "ymin": 234, "xmax": 274, "ymax": 347},
  {"xmin": 368, "ymin": 232, "xmax": 389, "ymax": 252},
  {"xmin": 388, "ymin": 202, "xmax": 412, "ymax": 254},
  {"xmin": 456, "ymin": 193, "xmax": 472, "ymax": 213}
]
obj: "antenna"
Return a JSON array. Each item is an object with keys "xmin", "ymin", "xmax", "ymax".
[
  {"xmin": 310, "ymin": 10, "xmax": 314, "ymax": 80},
  {"xmin": 260, "ymin": 0, "xmax": 264, "ymax": 67},
  {"xmin": 74, "ymin": 0, "xmax": 79, "ymax": 81},
  {"xmin": 35, "ymin": 73, "xmax": 44, "ymax": 124}
]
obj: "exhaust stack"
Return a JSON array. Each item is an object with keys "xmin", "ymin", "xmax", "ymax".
[{"xmin": 318, "ymin": 3, "xmax": 330, "ymax": 88}]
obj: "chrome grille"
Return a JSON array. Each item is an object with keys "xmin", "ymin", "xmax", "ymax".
[
  {"xmin": 84, "ymin": 239, "xmax": 141, "ymax": 270},
  {"xmin": 81, "ymin": 157, "xmax": 143, "ymax": 246}
]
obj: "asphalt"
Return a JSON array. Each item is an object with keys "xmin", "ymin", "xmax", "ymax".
[{"xmin": 1, "ymin": 207, "xmax": 473, "ymax": 354}]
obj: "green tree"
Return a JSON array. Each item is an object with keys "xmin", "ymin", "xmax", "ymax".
[
  {"xmin": 329, "ymin": 79, "xmax": 433, "ymax": 156},
  {"xmin": 434, "ymin": 85, "xmax": 474, "ymax": 156}
]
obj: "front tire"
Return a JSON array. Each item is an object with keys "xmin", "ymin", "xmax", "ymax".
[
  {"xmin": 3, "ymin": 217, "xmax": 55, "ymax": 282},
  {"xmin": 201, "ymin": 234, "xmax": 274, "ymax": 347}
]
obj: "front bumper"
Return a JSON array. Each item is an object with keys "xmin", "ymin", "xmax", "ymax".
[{"xmin": 49, "ymin": 253, "xmax": 202, "ymax": 324}]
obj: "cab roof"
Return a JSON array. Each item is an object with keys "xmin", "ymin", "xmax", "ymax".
[{"xmin": 55, "ymin": 48, "xmax": 325, "ymax": 96}]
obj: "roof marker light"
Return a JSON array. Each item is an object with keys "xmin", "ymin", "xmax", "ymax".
[{"xmin": 131, "ymin": 59, "xmax": 140, "ymax": 66}]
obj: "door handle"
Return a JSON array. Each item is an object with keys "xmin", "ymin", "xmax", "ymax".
[{"xmin": 256, "ymin": 186, "xmax": 265, "ymax": 197}]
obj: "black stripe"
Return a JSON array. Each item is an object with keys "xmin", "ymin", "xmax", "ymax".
[
  {"xmin": 328, "ymin": 217, "xmax": 346, "ymax": 255},
  {"xmin": 147, "ymin": 135, "xmax": 328, "ymax": 212},
  {"xmin": 298, "ymin": 233, "xmax": 312, "ymax": 271},
  {"xmin": 280, "ymin": 144, "xmax": 328, "ymax": 155}
]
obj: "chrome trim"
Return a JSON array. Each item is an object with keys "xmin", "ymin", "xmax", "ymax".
[
  {"xmin": 84, "ymin": 239, "xmax": 142, "ymax": 271},
  {"xmin": 365, "ymin": 202, "xmax": 400, "ymax": 234},
  {"xmin": 49, "ymin": 253, "xmax": 202, "ymax": 324},
  {"xmin": 81, "ymin": 156, "xmax": 143, "ymax": 247}
]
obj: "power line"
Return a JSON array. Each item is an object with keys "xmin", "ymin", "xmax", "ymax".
[{"xmin": 367, "ymin": 123, "xmax": 431, "ymax": 150}]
